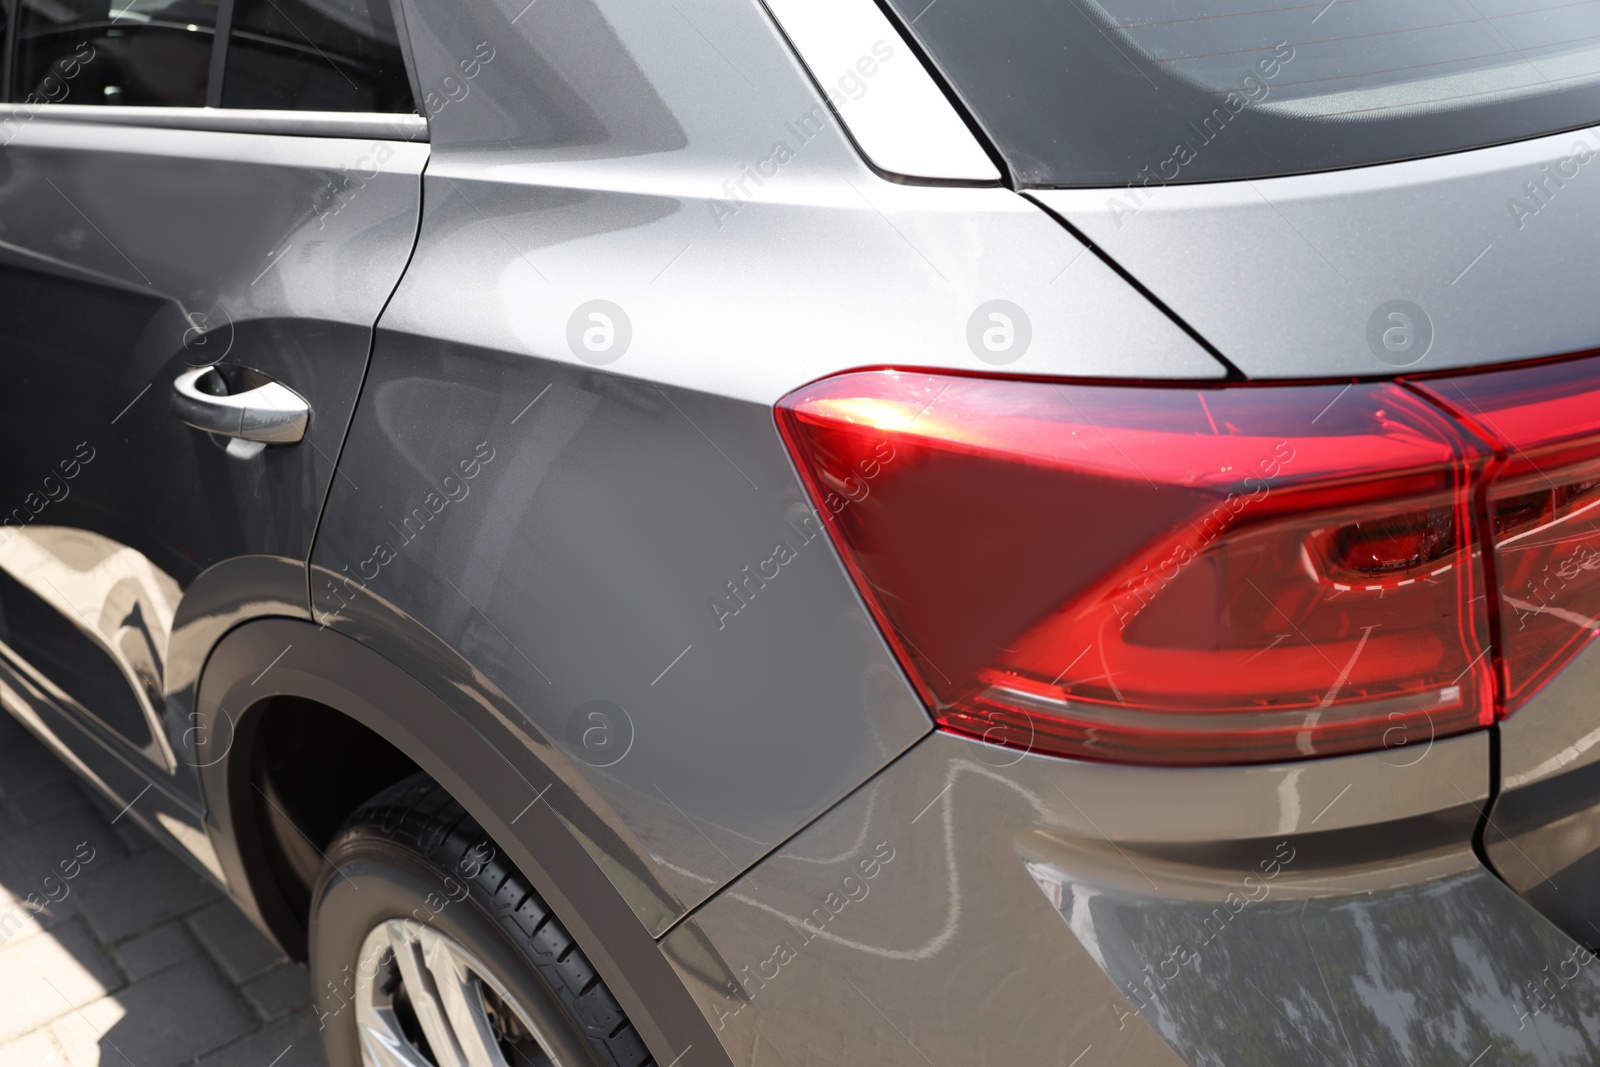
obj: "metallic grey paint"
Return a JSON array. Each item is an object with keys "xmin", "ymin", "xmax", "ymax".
[
  {"xmin": 382, "ymin": 0, "xmax": 1222, "ymax": 401},
  {"xmin": 1486, "ymin": 642, "xmax": 1600, "ymax": 947},
  {"xmin": 0, "ymin": 119, "xmax": 423, "ymax": 827},
  {"xmin": 301, "ymin": 0, "xmax": 1222, "ymax": 939},
  {"xmin": 1034, "ymin": 123, "xmax": 1600, "ymax": 379},
  {"xmin": 10, "ymin": 0, "xmax": 1600, "ymax": 1064},
  {"xmin": 308, "ymin": 347, "xmax": 931, "ymax": 929},
  {"xmin": 658, "ymin": 732, "xmax": 1589, "ymax": 1067},
  {"xmin": 0, "ymin": 646, "xmax": 226, "ymax": 885}
]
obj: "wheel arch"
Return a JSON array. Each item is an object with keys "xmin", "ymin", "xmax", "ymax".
[{"xmin": 194, "ymin": 616, "xmax": 730, "ymax": 1067}]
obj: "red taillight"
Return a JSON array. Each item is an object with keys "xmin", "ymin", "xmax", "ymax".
[
  {"xmin": 776, "ymin": 371, "xmax": 1496, "ymax": 766},
  {"xmin": 1415, "ymin": 358, "xmax": 1600, "ymax": 714}
]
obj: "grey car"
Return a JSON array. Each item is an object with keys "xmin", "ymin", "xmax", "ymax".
[{"xmin": 5, "ymin": 0, "xmax": 1600, "ymax": 1063}]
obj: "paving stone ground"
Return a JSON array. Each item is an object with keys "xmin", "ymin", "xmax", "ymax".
[{"xmin": 0, "ymin": 714, "xmax": 330, "ymax": 1067}]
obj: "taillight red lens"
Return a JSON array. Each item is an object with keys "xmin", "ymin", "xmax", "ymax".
[
  {"xmin": 1415, "ymin": 358, "xmax": 1600, "ymax": 714},
  {"xmin": 776, "ymin": 371, "xmax": 1497, "ymax": 765}
]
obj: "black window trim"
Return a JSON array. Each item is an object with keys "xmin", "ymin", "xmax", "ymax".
[
  {"xmin": 204, "ymin": 0, "xmax": 233, "ymax": 107},
  {"xmin": 1, "ymin": 0, "xmax": 18, "ymax": 106},
  {"xmin": 0, "ymin": 0, "xmax": 425, "ymax": 139}
]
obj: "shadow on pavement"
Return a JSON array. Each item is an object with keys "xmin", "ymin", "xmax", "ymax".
[{"xmin": 0, "ymin": 712, "xmax": 328, "ymax": 1066}]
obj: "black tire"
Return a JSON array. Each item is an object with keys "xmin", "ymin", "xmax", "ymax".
[{"xmin": 309, "ymin": 773, "xmax": 655, "ymax": 1067}]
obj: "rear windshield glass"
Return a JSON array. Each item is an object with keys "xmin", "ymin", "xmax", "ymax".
[{"xmin": 884, "ymin": 0, "xmax": 1600, "ymax": 186}]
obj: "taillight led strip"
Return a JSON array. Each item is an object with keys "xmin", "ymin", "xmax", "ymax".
[{"xmin": 775, "ymin": 355, "xmax": 1600, "ymax": 766}]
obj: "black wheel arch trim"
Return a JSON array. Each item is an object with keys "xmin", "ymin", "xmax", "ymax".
[{"xmin": 194, "ymin": 616, "xmax": 732, "ymax": 1067}]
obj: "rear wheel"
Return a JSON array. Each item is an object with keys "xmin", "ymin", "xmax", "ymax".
[{"xmin": 309, "ymin": 774, "xmax": 654, "ymax": 1067}]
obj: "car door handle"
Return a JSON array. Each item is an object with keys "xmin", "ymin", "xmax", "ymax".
[{"xmin": 170, "ymin": 366, "xmax": 309, "ymax": 446}]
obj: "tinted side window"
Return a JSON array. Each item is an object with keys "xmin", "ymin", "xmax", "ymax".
[
  {"xmin": 14, "ymin": 0, "xmax": 218, "ymax": 107},
  {"xmin": 221, "ymin": 0, "xmax": 412, "ymax": 113}
]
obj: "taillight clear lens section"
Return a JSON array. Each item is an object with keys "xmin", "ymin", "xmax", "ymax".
[
  {"xmin": 776, "ymin": 371, "xmax": 1496, "ymax": 766},
  {"xmin": 1416, "ymin": 358, "xmax": 1600, "ymax": 714}
]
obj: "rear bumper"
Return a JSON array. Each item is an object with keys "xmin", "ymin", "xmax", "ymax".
[
  {"xmin": 661, "ymin": 728, "xmax": 1600, "ymax": 1065},
  {"xmin": 1488, "ymin": 639, "xmax": 1600, "ymax": 951}
]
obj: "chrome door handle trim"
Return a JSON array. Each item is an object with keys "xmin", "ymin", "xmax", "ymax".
[{"xmin": 170, "ymin": 366, "xmax": 309, "ymax": 445}]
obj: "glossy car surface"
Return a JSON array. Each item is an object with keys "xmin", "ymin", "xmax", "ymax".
[{"xmin": 5, "ymin": 0, "xmax": 1600, "ymax": 1064}]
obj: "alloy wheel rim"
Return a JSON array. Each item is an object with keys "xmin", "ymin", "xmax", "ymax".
[{"xmin": 354, "ymin": 918, "xmax": 564, "ymax": 1067}]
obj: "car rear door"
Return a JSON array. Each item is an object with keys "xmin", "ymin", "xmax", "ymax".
[{"xmin": 0, "ymin": 0, "xmax": 423, "ymax": 877}]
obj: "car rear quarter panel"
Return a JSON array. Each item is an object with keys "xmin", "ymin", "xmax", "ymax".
[{"xmin": 308, "ymin": 0, "xmax": 1225, "ymax": 936}]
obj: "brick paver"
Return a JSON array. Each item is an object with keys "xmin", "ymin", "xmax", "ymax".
[{"xmin": 0, "ymin": 715, "xmax": 329, "ymax": 1067}]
